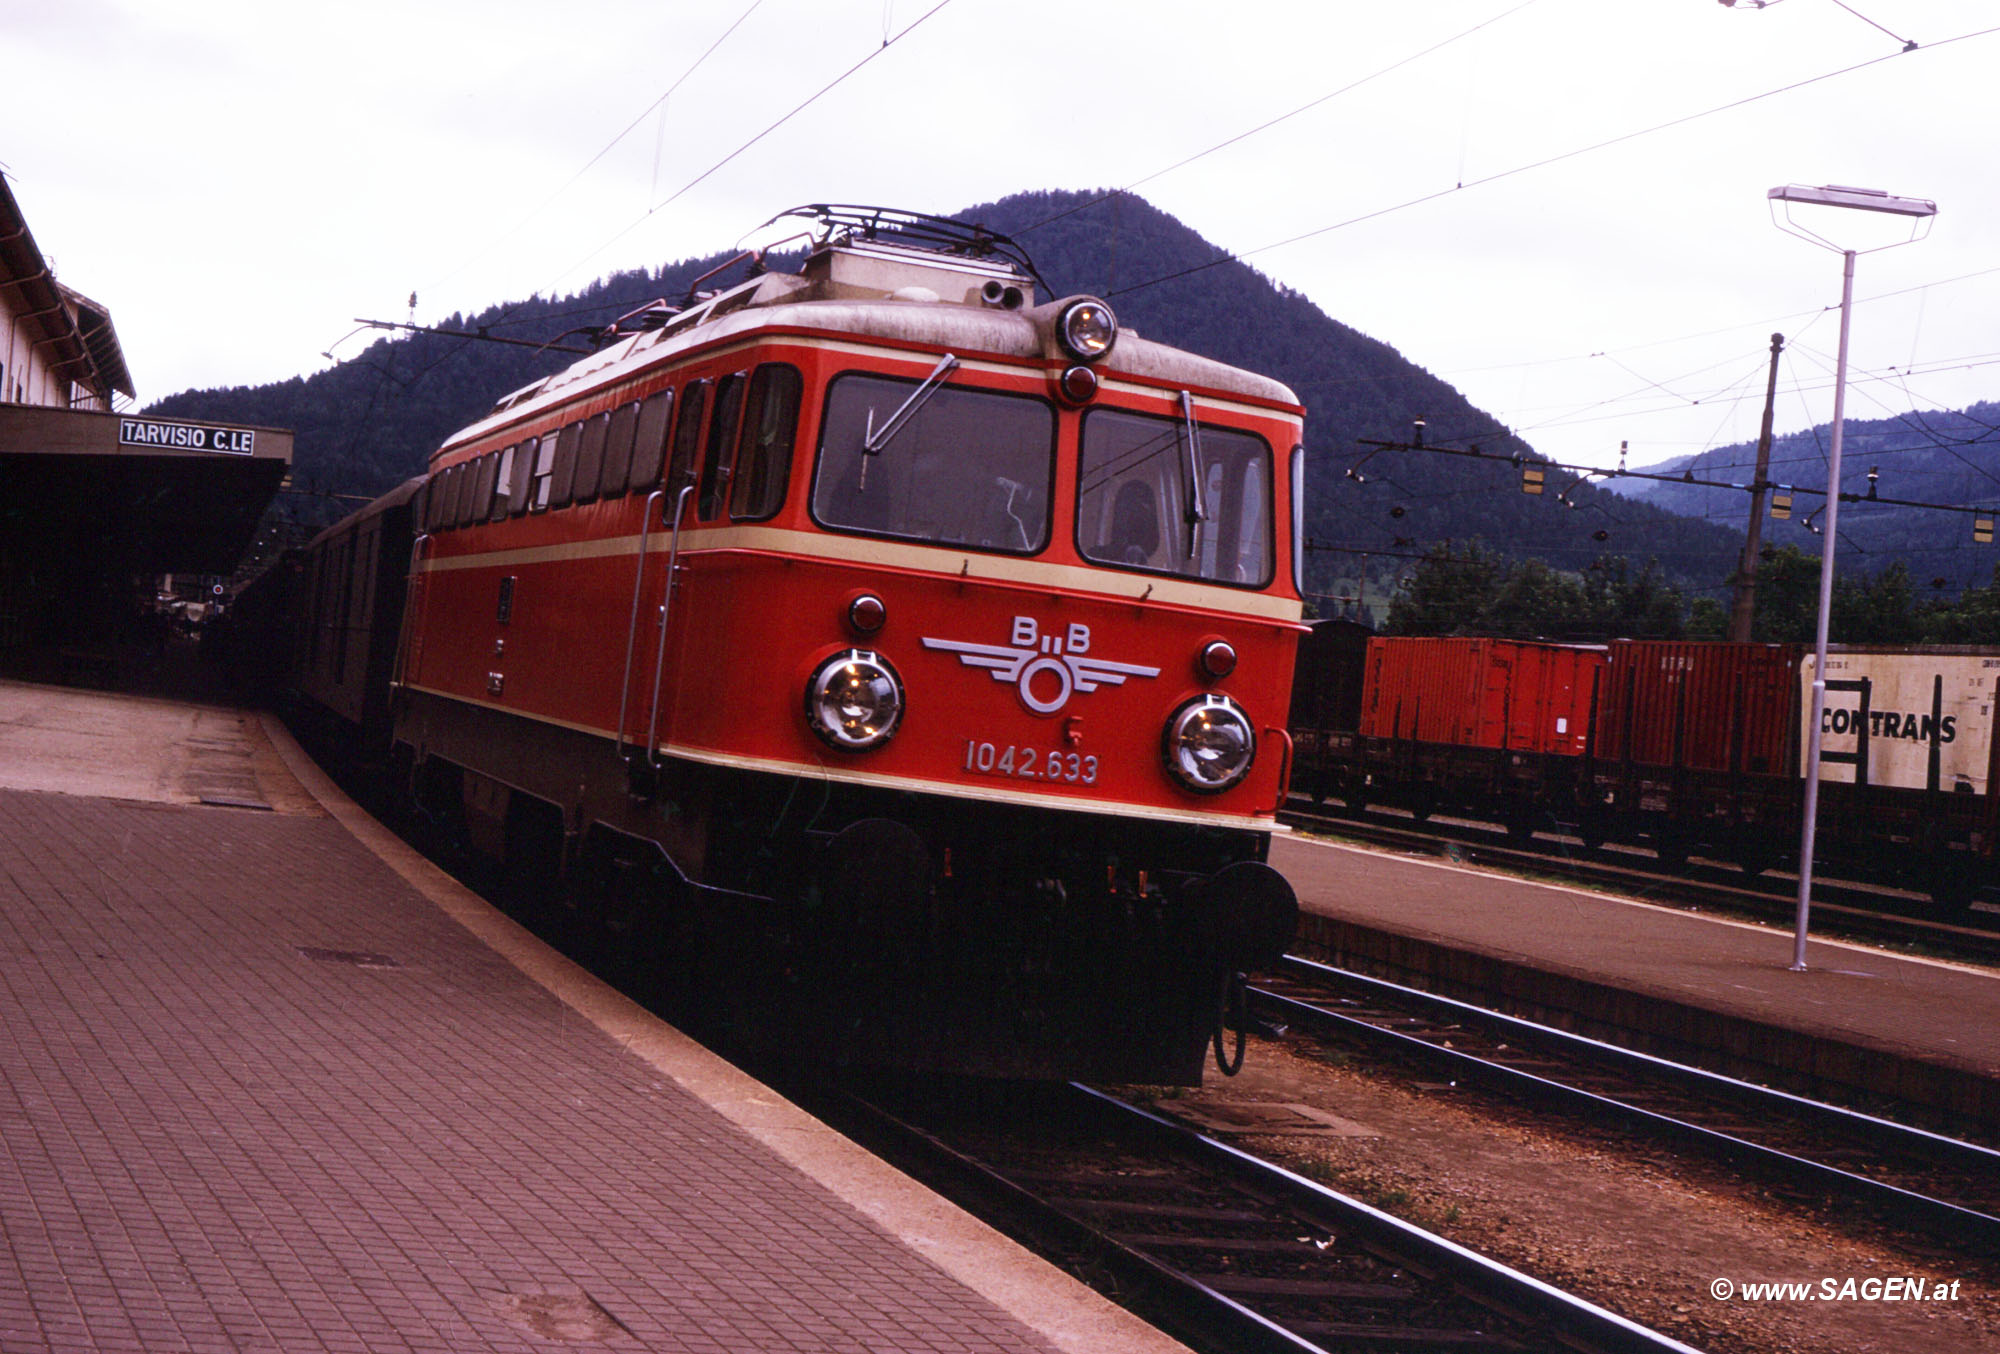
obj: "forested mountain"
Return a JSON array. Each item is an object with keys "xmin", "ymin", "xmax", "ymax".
[
  {"xmin": 150, "ymin": 189, "xmax": 1747, "ymax": 601},
  {"xmin": 1613, "ymin": 403, "xmax": 2000, "ymax": 596}
]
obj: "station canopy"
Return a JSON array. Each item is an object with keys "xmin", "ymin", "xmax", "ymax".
[{"xmin": 0, "ymin": 405, "xmax": 292, "ymax": 575}]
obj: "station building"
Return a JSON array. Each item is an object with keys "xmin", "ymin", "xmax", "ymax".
[{"xmin": 0, "ymin": 170, "xmax": 291, "ymax": 684}]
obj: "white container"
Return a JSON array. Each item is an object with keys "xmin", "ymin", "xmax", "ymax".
[{"xmin": 1803, "ymin": 647, "xmax": 2000, "ymax": 793}]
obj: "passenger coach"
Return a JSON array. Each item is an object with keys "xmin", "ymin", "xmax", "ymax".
[{"xmin": 323, "ymin": 208, "xmax": 1307, "ymax": 1081}]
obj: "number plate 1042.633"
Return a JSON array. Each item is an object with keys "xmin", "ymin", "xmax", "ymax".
[{"xmin": 963, "ymin": 740, "xmax": 1098, "ymax": 785}]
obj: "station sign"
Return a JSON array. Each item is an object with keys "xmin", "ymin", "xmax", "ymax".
[{"xmin": 118, "ymin": 418, "xmax": 256, "ymax": 455}]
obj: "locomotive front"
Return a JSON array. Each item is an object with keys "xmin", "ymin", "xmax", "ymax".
[
  {"xmin": 709, "ymin": 240, "xmax": 1306, "ymax": 1081},
  {"xmin": 398, "ymin": 211, "xmax": 1305, "ymax": 1083}
]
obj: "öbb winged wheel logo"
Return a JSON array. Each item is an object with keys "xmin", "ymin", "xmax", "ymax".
[{"xmin": 922, "ymin": 616, "xmax": 1160, "ymax": 714}]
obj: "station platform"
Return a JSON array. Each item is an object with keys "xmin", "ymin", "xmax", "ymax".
[
  {"xmin": 1272, "ymin": 832, "xmax": 2000, "ymax": 1132},
  {"xmin": 0, "ymin": 678, "xmax": 1185, "ymax": 1354}
]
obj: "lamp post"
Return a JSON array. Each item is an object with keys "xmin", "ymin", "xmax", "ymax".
[{"xmin": 1768, "ymin": 183, "xmax": 1936, "ymax": 972}]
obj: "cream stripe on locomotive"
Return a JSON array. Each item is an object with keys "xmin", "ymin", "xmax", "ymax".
[
  {"xmin": 416, "ymin": 524, "xmax": 1308, "ymax": 623},
  {"xmin": 396, "ymin": 682, "xmax": 1286, "ymax": 833}
]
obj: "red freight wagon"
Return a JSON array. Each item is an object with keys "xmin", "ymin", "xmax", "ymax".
[
  {"xmin": 1340, "ymin": 636, "xmax": 1606, "ymax": 838},
  {"xmin": 1359, "ymin": 636, "xmax": 1602, "ymax": 755},
  {"xmin": 1584, "ymin": 640, "xmax": 1802, "ymax": 869}
]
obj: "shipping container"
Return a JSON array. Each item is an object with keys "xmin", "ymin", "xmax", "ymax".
[
  {"xmin": 1358, "ymin": 636, "xmax": 1605, "ymax": 756},
  {"xmin": 1594, "ymin": 641, "xmax": 1799, "ymax": 775},
  {"xmin": 1806, "ymin": 647, "xmax": 2000, "ymax": 794}
]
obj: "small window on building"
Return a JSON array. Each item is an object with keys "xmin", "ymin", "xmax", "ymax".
[
  {"xmin": 630, "ymin": 389, "xmax": 674, "ymax": 489},
  {"xmin": 730, "ymin": 364, "xmax": 802, "ymax": 521}
]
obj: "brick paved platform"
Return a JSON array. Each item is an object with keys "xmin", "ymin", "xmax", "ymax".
[
  {"xmin": 0, "ymin": 682, "xmax": 1185, "ymax": 1354},
  {"xmin": 1273, "ymin": 833, "xmax": 2000, "ymax": 1130}
]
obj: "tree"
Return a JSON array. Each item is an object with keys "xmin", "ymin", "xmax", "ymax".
[
  {"xmin": 1383, "ymin": 544, "xmax": 1505, "ymax": 635},
  {"xmin": 1830, "ymin": 561, "xmax": 1918, "ymax": 644}
]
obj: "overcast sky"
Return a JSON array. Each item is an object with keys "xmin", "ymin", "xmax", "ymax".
[{"xmin": 5, "ymin": 0, "xmax": 1996, "ymax": 473}]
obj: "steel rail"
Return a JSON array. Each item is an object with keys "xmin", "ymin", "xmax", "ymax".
[
  {"xmin": 1259, "ymin": 957, "xmax": 2000, "ymax": 1252},
  {"xmin": 1071, "ymin": 1085, "xmax": 1706, "ymax": 1354},
  {"xmin": 822, "ymin": 1080, "xmax": 1701, "ymax": 1354}
]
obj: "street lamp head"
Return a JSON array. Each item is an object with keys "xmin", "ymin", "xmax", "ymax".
[
  {"xmin": 1767, "ymin": 183, "xmax": 1936, "ymax": 218},
  {"xmin": 1769, "ymin": 183, "xmax": 1936, "ymax": 255}
]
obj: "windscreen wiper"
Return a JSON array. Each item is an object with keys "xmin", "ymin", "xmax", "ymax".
[
  {"xmin": 1178, "ymin": 390, "xmax": 1208, "ymax": 560},
  {"xmin": 860, "ymin": 353, "xmax": 961, "ymax": 488}
]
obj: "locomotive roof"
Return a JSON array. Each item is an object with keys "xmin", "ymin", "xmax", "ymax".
[{"xmin": 442, "ymin": 260, "xmax": 1301, "ymax": 458}]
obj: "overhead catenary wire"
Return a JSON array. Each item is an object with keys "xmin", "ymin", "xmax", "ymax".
[
  {"xmin": 419, "ymin": 0, "xmax": 767, "ymax": 298},
  {"xmin": 1016, "ymin": 0, "xmax": 1543, "ymax": 239},
  {"xmin": 1102, "ymin": 24, "xmax": 2000, "ymax": 303},
  {"xmin": 535, "ymin": 0, "xmax": 957, "ymax": 300}
]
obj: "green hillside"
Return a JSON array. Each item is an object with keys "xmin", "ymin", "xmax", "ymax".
[
  {"xmin": 1613, "ymin": 403, "xmax": 2000, "ymax": 595},
  {"xmin": 149, "ymin": 190, "xmax": 1745, "ymax": 602}
]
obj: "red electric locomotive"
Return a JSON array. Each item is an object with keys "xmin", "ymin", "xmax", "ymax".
[{"xmin": 377, "ymin": 207, "xmax": 1304, "ymax": 1081}]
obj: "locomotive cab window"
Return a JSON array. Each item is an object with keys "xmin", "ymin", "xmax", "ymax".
[
  {"xmin": 811, "ymin": 372, "xmax": 1054, "ymax": 554},
  {"xmin": 730, "ymin": 363, "xmax": 802, "ymax": 521},
  {"xmin": 697, "ymin": 372, "xmax": 748, "ymax": 521},
  {"xmin": 667, "ymin": 380, "xmax": 709, "ymax": 497},
  {"xmin": 1077, "ymin": 407, "xmax": 1273, "ymax": 586}
]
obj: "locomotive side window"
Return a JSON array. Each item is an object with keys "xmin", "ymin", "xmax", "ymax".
[
  {"xmin": 668, "ymin": 380, "xmax": 709, "ymax": 494},
  {"xmin": 697, "ymin": 372, "xmax": 748, "ymax": 521},
  {"xmin": 811, "ymin": 373, "xmax": 1054, "ymax": 554},
  {"xmin": 490, "ymin": 445, "xmax": 517, "ymax": 522},
  {"xmin": 441, "ymin": 463, "xmax": 468, "ymax": 528},
  {"xmin": 601, "ymin": 400, "xmax": 640, "ymax": 496},
  {"xmin": 1076, "ymin": 408, "xmax": 1273, "ymax": 587},
  {"xmin": 631, "ymin": 390, "xmax": 674, "ymax": 489},
  {"xmin": 573, "ymin": 412, "xmax": 609, "ymax": 504},
  {"xmin": 730, "ymin": 363, "xmax": 802, "ymax": 522},
  {"xmin": 548, "ymin": 421, "xmax": 583, "ymax": 508},
  {"xmin": 508, "ymin": 436, "xmax": 539, "ymax": 515},
  {"xmin": 529, "ymin": 436, "xmax": 557, "ymax": 511},
  {"xmin": 469, "ymin": 452, "xmax": 499, "ymax": 525}
]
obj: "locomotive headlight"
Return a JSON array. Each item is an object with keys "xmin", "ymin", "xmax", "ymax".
[
  {"xmin": 1056, "ymin": 298, "xmax": 1118, "ymax": 362},
  {"xmin": 1162, "ymin": 694, "xmax": 1256, "ymax": 793},
  {"xmin": 806, "ymin": 650, "xmax": 904, "ymax": 750}
]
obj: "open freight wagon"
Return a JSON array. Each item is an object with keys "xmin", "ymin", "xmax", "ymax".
[{"xmin": 1331, "ymin": 635, "xmax": 1606, "ymax": 839}]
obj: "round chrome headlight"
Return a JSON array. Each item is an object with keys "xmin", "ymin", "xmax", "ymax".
[
  {"xmin": 806, "ymin": 650, "xmax": 903, "ymax": 750},
  {"xmin": 1056, "ymin": 298, "xmax": 1118, "ymax": 362},
  {"xmin": 1163, "ymin": 695, "xmax": 1256, "ymax": 794}
]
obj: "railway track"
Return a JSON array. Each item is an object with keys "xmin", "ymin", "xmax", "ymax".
[
  {"xmin": 804, "ymin": 1076, "xmax": 1701, "ymax": 1354},
  {"xmin": 1282, "ymin": 799, "xmax": 2000, "ymax": 964},
  {"xmin": 1254, "ymin": 956, "xmax": 2000, "ymax": 1256}
]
